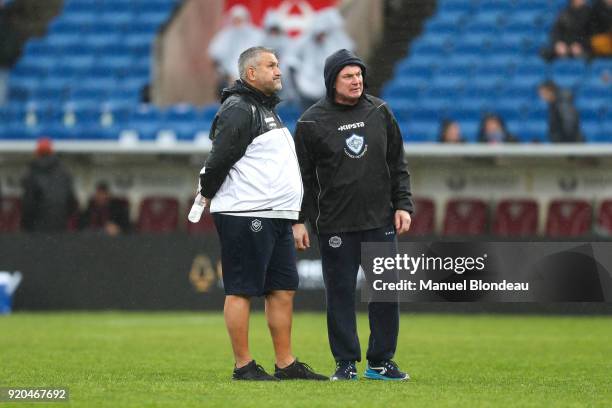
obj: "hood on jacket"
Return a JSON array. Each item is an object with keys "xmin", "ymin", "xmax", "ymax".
[
  {"xmin": 221, "ymin": 80, "xmax": 281, "ymax": 109},
  {"xmin": 30, "ymin": 154, "xmax": 60, "ymax": 173},
  {"xmin": 323, "ymin": 48, "xmax": 367, "ymax": 100}
]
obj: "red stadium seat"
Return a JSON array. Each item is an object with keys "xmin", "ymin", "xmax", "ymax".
[
  {"xmin": 493, "ymin": 199, "xmax": 539, "ymax": 237},
  {"xmin": 545, "ymin": 199, "xmax": 592, "ymax": 237},
  {"xmin": 443, "ymin": 198, "xmax": 488, "ymax": 236},
  {"xmin": 597, "ymin": 200, "xmax": 612, "ymax": 235},
  {"xmin": 0, "ymin": 197, "xmax": 22, "ymax": 232},
  {"xmin": 185, "ymin": 198, "xmax": 216, "ymax": 234},
  {"xmin": 137, "ymin": 196, "xmax": 179, "ymax": 233},
  {"xmin": 407, "ymin": 198, "xmax": 435, "ymax": 235}
]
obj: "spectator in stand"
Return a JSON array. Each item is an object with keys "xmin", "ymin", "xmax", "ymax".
[
  {"xmin": 544, "ymin": 0, "xmax": 592, "ymax": 59},
  {"xmin": 478, "ymin": 114, "xmax": 517, "ymax": 144},
  {"xmin": 261, "ymin": 10, "xmax": 297, "ymax": 106},
  {"xmin": 589, "ymin": 0, "xmax": 612, "ymax": 57},
  {"xmin": 538, "ymin": 80, "xmax": 583, "ymax": 143},
  {"xmin": 287, "ymin": 8, "xmax": 354, "ymax": 111},
  {"xmin": 0, "ymin": 0, "xmax": 21, "ymax": 106},
  {"xmin": 79, "ymin": 181, "xmax": 130, "ymax": 236},
  {"xmin": 21, "ymin": 138, "xmax": 77, "ymax": 232},
  {"xmin": 438, "ymin": 120, "xmax": 465, "ymax": 143},
  {"xmin": 208, "ymin": 5, "xmax": 263, "ymax": 98}
]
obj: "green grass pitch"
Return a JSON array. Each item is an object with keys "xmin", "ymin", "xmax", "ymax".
[{"xmin": 1, "ymin": 312, "xmax": 611, "ymax": 407}]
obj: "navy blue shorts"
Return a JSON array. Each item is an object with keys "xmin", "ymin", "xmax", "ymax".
[{"xmin": 213, "ymin": 214, "xmax": 299, "ymax": 297}]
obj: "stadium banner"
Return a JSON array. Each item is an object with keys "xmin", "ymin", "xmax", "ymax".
[
  {"xmin": 0, "ymin": 233, "xmax": 326, "ymax": 311},
  {"xmin": 361, "ymin": 242, "xmax": 612, "ymax": 303},
  {"xmin": 1, "ymin": 234, "xmax": 612, "ymax": 313}
]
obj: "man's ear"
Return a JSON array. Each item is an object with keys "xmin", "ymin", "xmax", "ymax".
[{"xmin": 247, "ymin": 66, "xmax": 256, "ymax": 82}]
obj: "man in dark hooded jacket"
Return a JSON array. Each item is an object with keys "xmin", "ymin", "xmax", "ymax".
[
  {"xmin": 538, "ymin": 80, "xmax": 583, "ymax": 143},
  {"xmin": 293, "ymin": 49, "xmax": 413, "ymax": 381},
  {"xmin": 21, "ymin": 138, "xmax": 77, "ymax": 232}
]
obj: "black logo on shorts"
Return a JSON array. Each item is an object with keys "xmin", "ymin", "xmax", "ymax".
[{"xmin": 250, "ymin": 219, "xmax": 263, "ymax": 232}]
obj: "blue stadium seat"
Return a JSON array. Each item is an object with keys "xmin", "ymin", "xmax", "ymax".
[
  {"xmin": 509, "ymin": 73, "xmax": 545, "ymax": 89},
  {"xmin": 70, "ymin": 88, "xmax": 107, "ymax": 103},
  {"xmin": 82, "ymin": 33, "xmax": 122, "ymax": 49},
  {"xmin": 437, "ymin": 0, "xmax": 473, "ymax": 14},
  {"xmin": 472, "ymin": 10, "xmax": 505, "ymax": 26},
  {"xmin": 409, "ymin": 106, "xmax": 445, "ymax": 122},
  {"xmin": 575, "ymin": 96, "xmax": 608, "ymax": 114},
  {"xmin": 126, "ymin": 21, "xmax": 160, "ymax": 35},
  {"xmin": 417, "ymin": 33, "xmax": 455, "ymax": 49},
  {"xmin": 419, "ymin": 96, "xmax": 452, "ymax": 111},
  {"xmin": 512, "ymin": 0, "xmax": 551, "ymax": 14},
  {"xmin": 384, "ymin": 97, "xmax": 418, "ymax": 116},
  {"xmin": 134, "ymin": 0, "xmax": 177, "ymax": 13},
  {"xmin": 478, "ymin": 0, "xmax": 514, "ymax": 13},
  {"xmin": 63, "ymin": 0, "xmax": 97, "ymax": 13},
  {"xmin": 99, "ymin": 11, "xmax": 134, "ymax": 27},
  {"xmin": 458, "ymin": 32, "xmax": 489, "ymax": 49},
  {"xmin": 49, "ymin": 20, "xmax": 88, "ymax": 35},
  {"xmin": 506, "ymin": 10, "xmax": 544, "ymax": 27},
  {"xmin": 492, "ymin": 107, "xmax": 520, "ymax": 123},
  {"xmin": 60, "ymin": 11, "xmax": 98, "ymax": 26},
  {"xmin": 430, "ymin": 10, "xmax": 466, "ymax": 25},
  {"xmin": 424, "ymin": 20, "xmax": 462, "ymax": 36},
  {"xmin": 582, "ymin": 121, "xmax": 603, "ymax": 142},
  {"xmin": 523, "ymin": 107, "xmax": 548, "ymax": 122},
  {"xmin": 389, "ymin": 77, "xmax": 428, "ymax": 95},
  {"xmin": 395, "ymin": 63, "xmax": 434, "ymax": 80},
  {"xmin": 136, "ymin": 11, "xmax": 169, "ymax": 25},
  {"xmin": 464, "ymin": 21, "xmax": 500, "ymax": 36},
  {"xmin": 445, "ymin": 106, "xmax": 482, "ymax": 123},
  {"xmin": 45, "ymin": 32, "xmax": 81, "ymax": 49},
  {"xmin": 402, "ymin": 120, "xmax": 438, "ymax": 143},
  {"xmin": 514, "ymin": 120, "xmax": 548, "ymax": 143}
]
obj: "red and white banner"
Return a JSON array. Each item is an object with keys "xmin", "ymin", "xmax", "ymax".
[{"xmin": 224, "ymin": 0, "xmax": 337, "ymax": 36}]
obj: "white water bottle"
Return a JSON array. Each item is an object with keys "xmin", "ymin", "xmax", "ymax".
[{"xmin": 188, "ymin": 193, "xmax": 206, "ymax": 223}]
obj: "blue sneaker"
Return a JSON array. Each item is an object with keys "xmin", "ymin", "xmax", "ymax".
[
  {"xmin": 364, "ymin": 360, "xmax": 410, "ymax": 381},
  {"xmin": 330, "ymin": 361, "xmax": 358, "ymax": 381}
]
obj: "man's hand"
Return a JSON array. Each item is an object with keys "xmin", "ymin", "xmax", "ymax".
[
  {"xmin": 394, "ymin": 210, "xmax": 411, "ymax": 235},
  {"xmin": 292, "ymin": 223, "xmax": 310, "ymax": 251}
]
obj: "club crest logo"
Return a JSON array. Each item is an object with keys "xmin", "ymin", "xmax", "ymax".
[
  {"xmin": 329, "ymin": 236, "xmax": 342, "ymax": 248},
  {"xmin": 250, "ymin": 219, "xmax": 263, "ymax": 232},
  {"xmin": 344, "ymin": 134, "xmax": 367, "ymax": 158}
]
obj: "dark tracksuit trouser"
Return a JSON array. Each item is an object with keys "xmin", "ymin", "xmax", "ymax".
[{"xmin": 318, "ymin": 225, "xmax": 399, "ymax": 363}]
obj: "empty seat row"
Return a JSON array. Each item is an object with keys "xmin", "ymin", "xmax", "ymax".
[
  {"xmin": 409, "ymin": 198, "xmax": 612, "ymax": 237},
  {"xmin": 0, "ymin": 196, "xmax": 215, "ymax": 234}
]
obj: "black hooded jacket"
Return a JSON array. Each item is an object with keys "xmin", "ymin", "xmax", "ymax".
[
  {"xmin": 21, "ymin": 155, "xmax": 76, "ymax": 232},
  {"xmin": 295, "ymin": 49, "xmax": 413, "ymax": 234}
]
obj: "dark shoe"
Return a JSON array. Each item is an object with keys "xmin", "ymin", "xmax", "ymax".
[
  {"xmin": 330, "ymin": 361, "xmax": 358, "ymax": 381},
  {"xmin": 364, "ymin": 360, "xmax": 409, "ymax": 381},
  {"xmin": 232, "ymin": 360, "xmax": 279, "ymax": 381},
  {"xmin": 274, "ymin": 359, "xmax": 328, "ymax": 380}
]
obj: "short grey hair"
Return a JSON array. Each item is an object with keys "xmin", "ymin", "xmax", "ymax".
[{"xmin": 238, "ymin": 46, "xmax": 276, "ymax": 81}]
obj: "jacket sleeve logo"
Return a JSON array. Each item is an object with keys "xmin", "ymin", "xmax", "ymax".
[{"xmin": 344, "ymin": 134, "xmax": 367, "ymax": 158}]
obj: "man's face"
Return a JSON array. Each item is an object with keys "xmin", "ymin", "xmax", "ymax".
[
  {"xmin": 334, "ymin": 65, "xmax": 363, "ymax": 104},
  {"xmin": 539, "ymin": 87, "xmax": 554, "ymax": 102},
  {"xmin": 94, "ymin": 189, "xmax": 110, "ymax": 206},
  {"xmin": 249, "ymin": 52, "xmax": 282, "ymax": 96}
]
